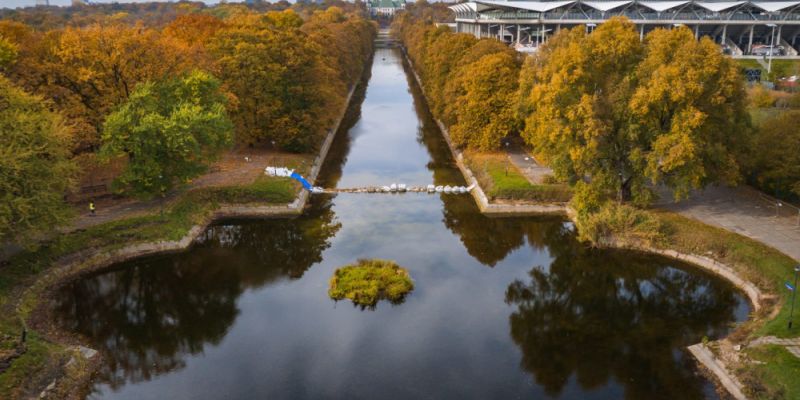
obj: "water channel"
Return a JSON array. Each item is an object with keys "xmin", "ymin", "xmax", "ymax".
[{"xmin": 55, "ymin": 47, "xmax": 750, "ymax": 400}]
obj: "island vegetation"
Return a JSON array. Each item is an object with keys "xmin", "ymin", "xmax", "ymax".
[{"xmin": 328, "ymin": 259, "xmax": 414, "ymax": 308}]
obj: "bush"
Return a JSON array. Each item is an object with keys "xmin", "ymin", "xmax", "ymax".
[
  {"xmin": 749, "ymin": 85, "xmax": 777, "ymax": 108},
  {"xmin": 328, "ymin": 259, "xmax": 414, "ymax": 308},
  {"xmin": 575, "ymin": 203, "xmax": 665, "ymax": 246}
]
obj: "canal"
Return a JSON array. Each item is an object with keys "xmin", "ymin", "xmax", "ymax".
[{"xmin": 55, "ymin": 47, "xmax": 750, "ymax": 400}]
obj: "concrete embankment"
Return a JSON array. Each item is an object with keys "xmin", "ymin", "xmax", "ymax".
[
  {"xmin": 400, "ymin": 48, "xmax": 566, "ymax": 217},
  {"xmin": 399, "ymin": 43, "xmax": 763, "ymax": 400}
]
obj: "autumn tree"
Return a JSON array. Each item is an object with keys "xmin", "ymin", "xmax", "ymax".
[
  {"xmin": 449, "ymin": 51, "xmax": 520, "ymax": 150},
  {"xmin": 520, "ymin": 18, "xmax": 748, "ymax": 210},
  {"xmin": 393, "ymin": 16, "xmax": 519, "ymax": 150},
  {"xmin": 100, "ymin": 71, "xmax": 233, "ymax": 198},
  {"xmin": 747, "ymin": 111, "xmax": 800, "ymax": 199},
  {"xmin": 0, "ymin": 35, "xmax": 16, "ymax": 68},
  {"xmin": 164, "ymin": 14, "xmax": 227, "ymax": 47},
  {"xmin": 49, "ymin": 23, "xmax": 194, "ymax": 152},
  {"xmin": 0, "ymin": 76, "xmax": 76, "ymax": 242},
  {"xmin": 211, "ymin": 9, "xmax": 354, "ymax": 152}
]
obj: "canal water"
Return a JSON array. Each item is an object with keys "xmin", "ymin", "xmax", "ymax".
[{"xmin": 55, "ymin": 48, "xmax": 750, "ymax": 400}]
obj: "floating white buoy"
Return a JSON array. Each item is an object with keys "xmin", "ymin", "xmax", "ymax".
[
  {"xmin": 443, "ymin": 185, "xmax": 452, "ymax": 193},
  {"xmin": 382, "ymin": 186, "xmax": 391, "ymax": 192},
  {"xmin": 390, "ymin": 183, "xmax": 397, "ymax": 192},
  {"xmin": 427, "ymin": 184, "xmax": 435, "ymax": 192},
  {"xmin": 435, "ymin": 185, "xmax": 444, "ymax": 192},
  {"xmin": 456, "ymin": 186, "xmax": 465, "ymax": 193},
  {"xmin": 265, "ymin": 166, "xmax": 276, "ymax": 176},
  {"xmin": 311, "ymin": 187, "xmax": 324, "ymax": 193},
  {"xmin": 398, "ymin": 183, "xmax": 407, "ymax": 192}
]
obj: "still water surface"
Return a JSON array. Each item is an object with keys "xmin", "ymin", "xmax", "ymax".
[{"xmin": 56, "ymin": 48, "xmax": 750, "ymax": 400}]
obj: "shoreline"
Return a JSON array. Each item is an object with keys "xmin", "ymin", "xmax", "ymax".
[
  {"xmin": 8, "ymin": 75, "xmax": 364, "ymax": 400},
  {"xmin": 7, "ymin": 45, "xmax": 780, "ymax": 400},
  {"xmin": 399, "ymin": 44, "xmax": 768, "ymax": 400}
]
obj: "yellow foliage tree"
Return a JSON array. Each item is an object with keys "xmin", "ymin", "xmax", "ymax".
[{"xmin": 520, "ymin": 18, "xmax": 748, "ymax": 209}]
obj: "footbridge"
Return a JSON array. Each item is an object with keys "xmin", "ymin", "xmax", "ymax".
[{"xmin": 265, "ymin": 166, "xmax": 475, "ymax": 195}]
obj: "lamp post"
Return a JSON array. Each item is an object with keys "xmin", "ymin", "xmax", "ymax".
[
  {"xmin": 767, "ymin": 23, "xmax": 777, "ymax": 75},
  {"xmin": 789, "ymin": 266, "xmax": 800, "ymax": 330}
]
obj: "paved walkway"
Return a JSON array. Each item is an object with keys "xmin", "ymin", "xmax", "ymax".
[
  {"xmin": 505, "ymin": 143, "xmax": 553, "ymax": 184},
  {"xmin": 749, "ymin": 336, "xmax": 800, "ymax": 358},
  {"xmin": 505, "ymin": 145, "xmax": 800, "ymax": 263},
  {"xmin": 657, "ymin": 185, "xmax": 800, "ymax": 262}
]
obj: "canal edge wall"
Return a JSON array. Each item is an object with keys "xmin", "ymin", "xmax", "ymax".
[
  {"xmin": 12, "ymin": 77, "xmax": 364, "ymax": 400},
  {"xmin": 399, "ymin": 44, "xmax": 764, "ymax": 399},
  {"xmin": 18, "ymin": 78, "xmax": 362, "ymax": 319},
  {"xmin": 399, "ymin": 47, "xmax": 566, "ymax": 217}
]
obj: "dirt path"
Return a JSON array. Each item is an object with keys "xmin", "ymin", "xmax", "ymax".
[{"xmin": 67, "ymin": 149, "xmax": 308, "ymax": 232}]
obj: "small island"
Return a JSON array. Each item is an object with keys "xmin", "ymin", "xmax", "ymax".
[{"xmin": 328, "ymin": 259, "xmax": 414, "ymax": 308}]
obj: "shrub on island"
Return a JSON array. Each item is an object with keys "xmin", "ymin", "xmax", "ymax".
[{"xmin": 328, "ymin": 259, "xmax": 414, "ymax": 308}]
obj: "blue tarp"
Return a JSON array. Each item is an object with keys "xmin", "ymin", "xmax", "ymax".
[{"xmin": 290, "ymin": 172, "xmax": 313, "ymax": 190}]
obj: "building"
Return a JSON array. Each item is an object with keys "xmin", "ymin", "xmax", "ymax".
[
  {"xmin": 368, "ymin": 0, "xmax": 407, "ymax": 16},
  {"xmin": 449, "ymin": 1, "xmax": 800, "ymax": 56}
]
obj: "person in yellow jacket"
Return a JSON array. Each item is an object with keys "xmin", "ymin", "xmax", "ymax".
[{"xmin": 89, "ymin": 200, "xmax": 96, "ymax": 216}]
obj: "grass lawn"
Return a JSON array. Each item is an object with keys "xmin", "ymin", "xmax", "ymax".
[
  {"xmin": 464, "ymin": 152, "xmax": 571, "ymax": 203},
  {"xmin": 651, "ymin": 210, "xmax": 798, "ymax": 337},
  {"xmin": 740, "ymin": 345, "xmax": 800, "ymax": 399},
  {"xmin": 737, "ymin": 59, "xmax": 800, "ymax": 81},
  {"xmin": 0, "ymin": 174, "xmax": 300, "ymax": 399},
  {"xmin": 748, "ymin": 107, "xmax": 784, "ymax": 127}
]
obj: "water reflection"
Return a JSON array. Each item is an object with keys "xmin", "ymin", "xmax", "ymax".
[
  {"xmin": 55, "ymin": 199, "xmax": 340, "ymax": 390},
  {"xmin": 506, "ymin": 231, "xmax": 743, "ymax": 399},
  {"xmin": 52, "ymin": 47, "xmax": 748, "ymax": 400}
]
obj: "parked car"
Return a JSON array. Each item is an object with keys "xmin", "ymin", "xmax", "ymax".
[{"xmin": 751, "ymin": 44, "xmax": 785, "ymax": 56}]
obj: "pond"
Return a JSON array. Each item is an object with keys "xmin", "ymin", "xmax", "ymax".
[{"xmin": 55, "ymin": 47, "xmax": 750, "ymax": 400}]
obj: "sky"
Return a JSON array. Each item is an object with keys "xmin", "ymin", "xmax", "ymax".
[{"xmin": 0, "ymin": 0, "xmax": 246, "ymax": 9}]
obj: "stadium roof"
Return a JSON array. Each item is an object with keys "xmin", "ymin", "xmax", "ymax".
[{"xmin": 449, "ymin": 0, "xmax": 800, "ymax": 14}]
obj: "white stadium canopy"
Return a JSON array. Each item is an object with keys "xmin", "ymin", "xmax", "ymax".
[
  {"xmin": 478, "ymin": 0, "xmax": 577, "ymax": 12},
  {"xmin": 582, "ymin": 1, "xmax": 633, "ymax": 11},
  {"xmin": 694, "ymin": 1, "xmax": 747, "ymax": 12},
  {"xmin": 450, "ymin": 0, "xmax": 800, "ymax": 14}
]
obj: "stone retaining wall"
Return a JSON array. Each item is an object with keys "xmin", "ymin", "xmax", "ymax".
[
  {"xmin": 400, "ymin": 48, "xmax": 566, "ymax": 217},
  {"xmin": 399, "ymin": 43, "xmax": 761, "ymax": 399}
]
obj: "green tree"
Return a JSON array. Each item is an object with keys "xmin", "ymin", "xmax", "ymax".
[
  {"xmin": 0, "ymin": 35, "xmax": 16, "ymax": 68},
  {"xmin": 0, "ymin": 76, "xmax": 76, "ymax": 242},
  {"xmin": 748, "ymin": 110, "xmax": 800, "ymax": 199},
  {"xmin": 520, "ymin": 18, "xmax": 748, "ymax": 210},
  {"xmin": 100, "ymin": 70, "xmax": 232, "ymax": 198}
]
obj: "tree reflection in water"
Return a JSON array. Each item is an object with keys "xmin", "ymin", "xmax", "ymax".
[
  {"xmin": 505, "ymin": 228, "xmax": 743, "ymax": 399},
  {"xmin": 54, "ymin": 198, "xmax": 340, "ymax": 390}
]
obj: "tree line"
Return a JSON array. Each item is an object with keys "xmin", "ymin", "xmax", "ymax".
[
  {"xmin": 0, "ymin": 4, "xmax": 376, "ymax": 242},
  {"xmin": 393, "ymin": 15, "xmax": 800, "ymax": 221}
]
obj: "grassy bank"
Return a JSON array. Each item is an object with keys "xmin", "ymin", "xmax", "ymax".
[
  {"xmin": 588, "ymin": 205, "xmax": 799, "ymax": 399},
  {"xmin": 651, "ymin": 210, "xmax": 798, "ymax": 337},
  {"xmin": 737, "ymin": 59, "xmax": 800, "ymax": 81},
  {"xmin": 464, "ymin": 152, "xmax": 571, "ymax": 203},
  {"xmin": 0, "ymin": 173, "xmax": 300, "ymax": 399},
  {"xmin": 740, "ymin": 345, "xmax": 800, "ymax": 399}
]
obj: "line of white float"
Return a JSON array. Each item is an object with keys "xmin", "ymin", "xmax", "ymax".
[{"xmin": 264, "ymin": 166, "xmax": 474, "ymax": 195}]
